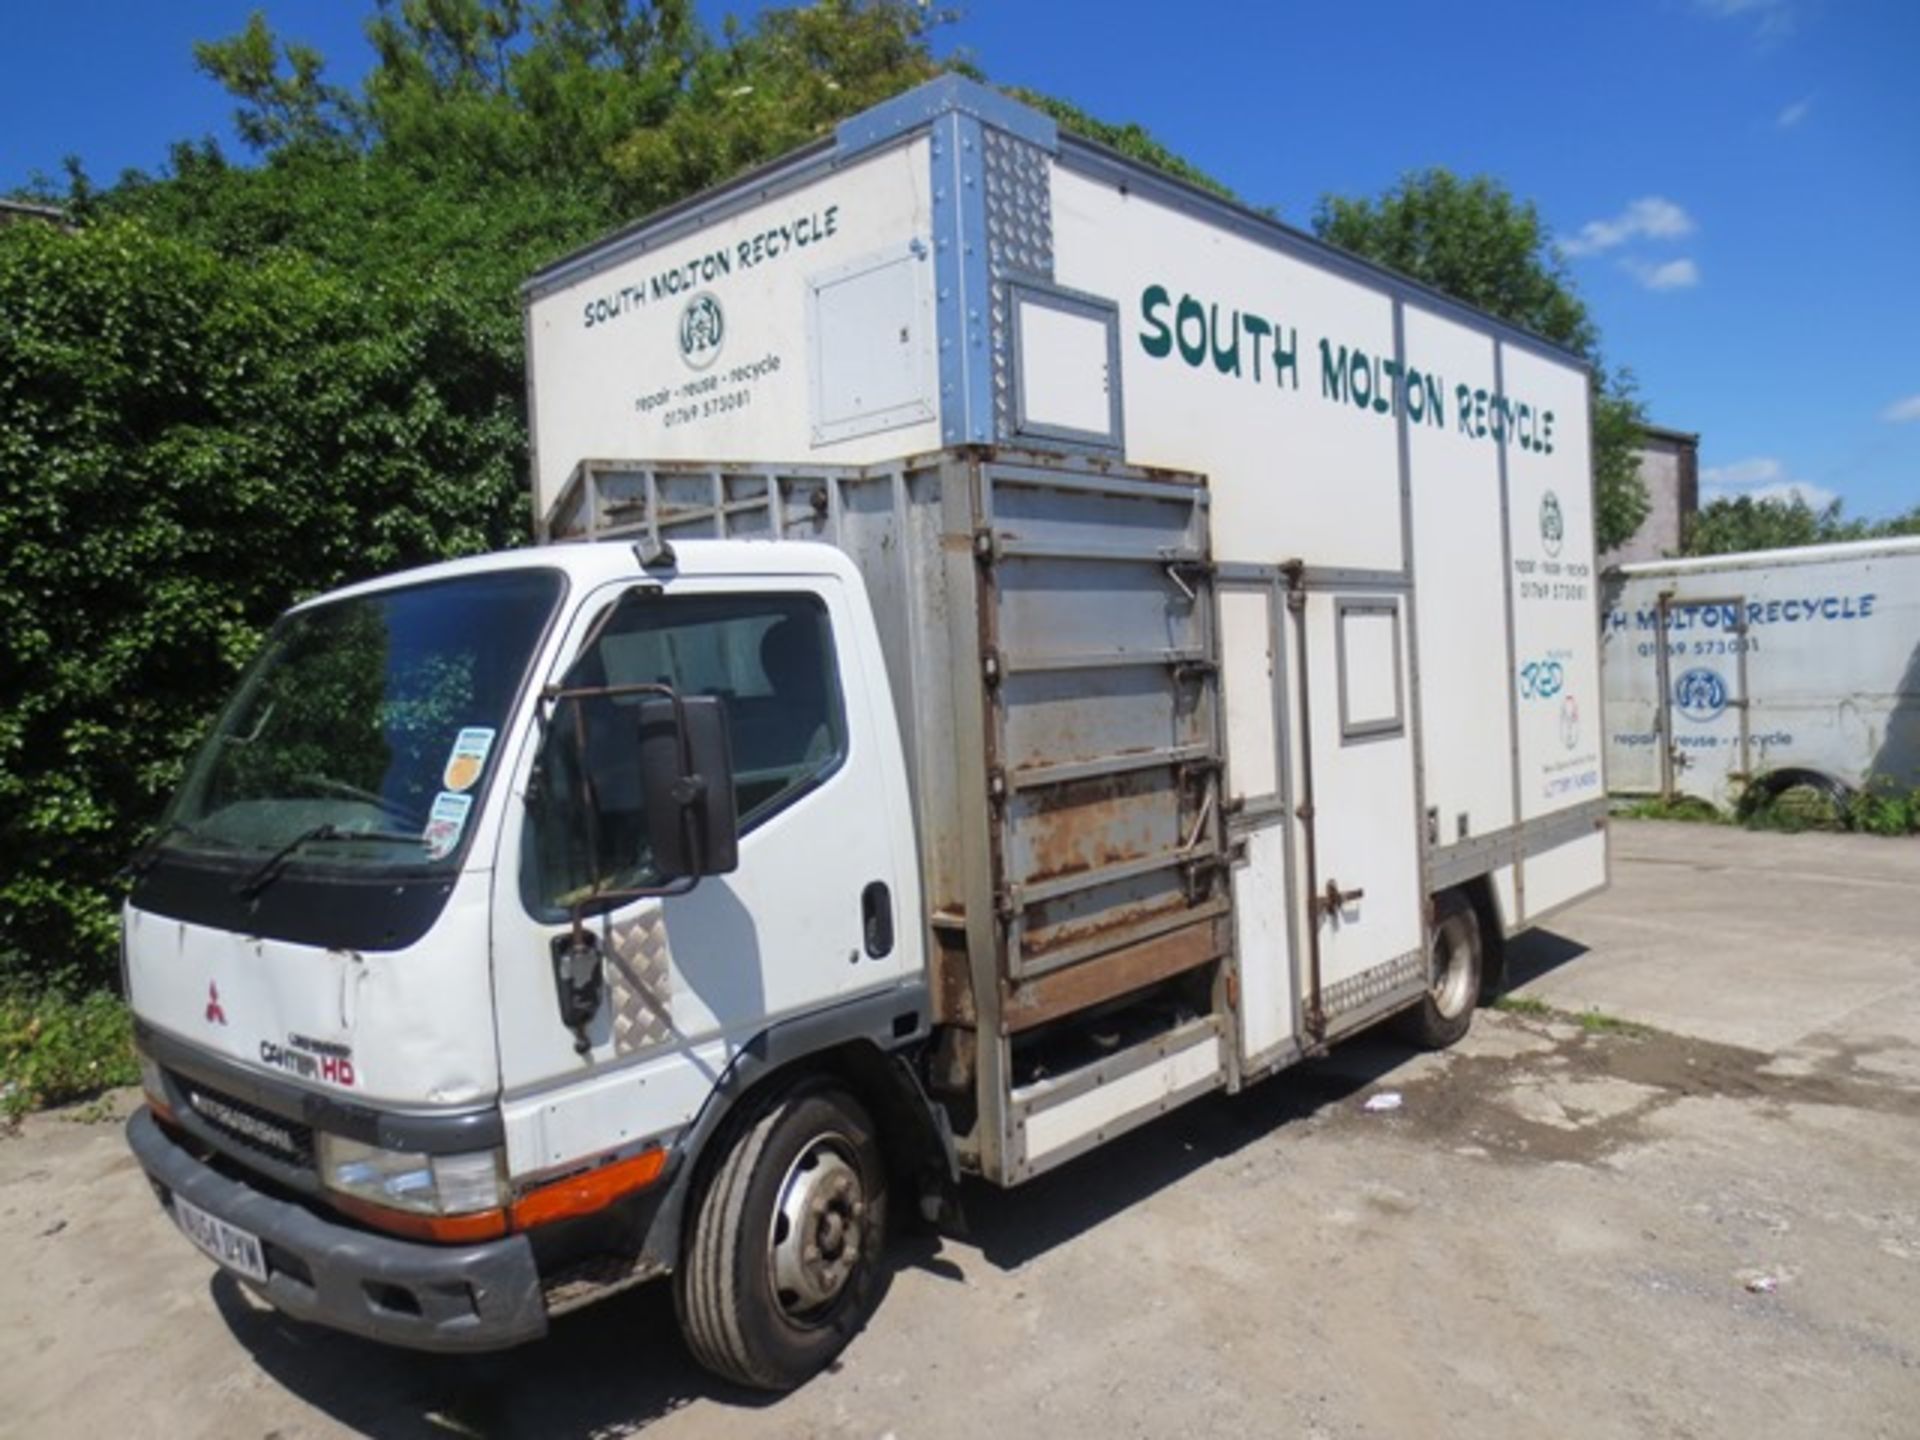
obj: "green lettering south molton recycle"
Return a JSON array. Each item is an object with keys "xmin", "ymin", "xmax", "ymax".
[{"xmin": 1138, "ymin": 283, "xmax": 1555, "ymax": 455}]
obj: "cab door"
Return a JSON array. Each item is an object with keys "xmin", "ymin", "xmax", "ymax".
[{"xmin": 486, "ymin": 572, "xmax": 911, "ymax": 1177}]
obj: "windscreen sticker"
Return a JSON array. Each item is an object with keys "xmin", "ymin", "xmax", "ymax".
[
  {"xmin": 441, "ymin": 727, "xmax": 496, "ymax": 792},
  {"xmin": 424, "ymin": 791, "xmax": 474, "ymax": 861}
]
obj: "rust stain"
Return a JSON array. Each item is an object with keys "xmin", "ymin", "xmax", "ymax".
[
  {"xmin": 1005, "ymin": 917, "xmax": 1222, "ymax": 1032},
  {"xmin": 1022, "ymin": 769, "xmax": 1175, "ymax": 885},
  {"xmin": 1010, "ymin": 742, "xmax": 1156, "ymax": 780},
  {"xmin": 1021, "ymin": 887, "xmax": 1191, "ymax": 960},
  {"xmin": 930, "ymin": 925, "xmax": 976, "ymax": 1026}
]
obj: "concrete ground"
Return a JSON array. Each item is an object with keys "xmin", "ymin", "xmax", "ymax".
[{"xmin": 2, "ymin": 819, "xmax": 1916, "ymax": 1439}]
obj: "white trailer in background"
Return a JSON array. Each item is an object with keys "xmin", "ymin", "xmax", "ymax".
[
  {"xmin": 1603, "ymin": 537, "xmax": 1920, "ymax": 808},
  {"xmin": 124, "ymin": 77, "xmax": 1608, "ymax": 1390}
]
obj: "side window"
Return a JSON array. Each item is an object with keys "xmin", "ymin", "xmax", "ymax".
[
  {"xmin": 522, "ymin": 591, "xmax": 845, "ymax": 917},
  {"xmin": 1336, "ymin": 597, "xmax": 1405, "ymax": 743}
]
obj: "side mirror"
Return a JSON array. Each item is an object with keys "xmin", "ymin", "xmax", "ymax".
[{"xmin": 638, "ymin": 695, "xmax": 739, "ymax": 880}]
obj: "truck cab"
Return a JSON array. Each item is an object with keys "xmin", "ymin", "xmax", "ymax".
[{"xmin": 127, "ymin": 538, "xmax": 931, "ymax": 1383}]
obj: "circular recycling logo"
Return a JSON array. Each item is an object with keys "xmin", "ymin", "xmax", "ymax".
[
  {"xmin": 1539, "ymin": 490, "xmax": 1564, "ymax": 558},
  {"xmin": 1673, "ymin": 667, "xmax": 1729, "ymax": 723},
  {"xmin": 677, "ymin": 292, "xmax": 725, "ymax": 370}
]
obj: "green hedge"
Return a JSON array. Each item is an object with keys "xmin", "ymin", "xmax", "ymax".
[
  {"xmin": 0, "ymin": 988, "xmax": 137, "ymax": 1120},
  {"xmin": 0, "ymin": 201, "xmax": 545, "ymax": 991}
]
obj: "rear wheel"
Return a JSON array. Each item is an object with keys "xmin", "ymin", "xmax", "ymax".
[
  {"xmin": 1738, "ymin": 768, "xmax": 1852, "ymax": 830},
  {"xmin": 675, "ymin": 1079, "xmax": 889, "ymax": 1391},
  {"xmin": 1397, "ymin": 889, "xmax": 1482, "ymax": 1049}
]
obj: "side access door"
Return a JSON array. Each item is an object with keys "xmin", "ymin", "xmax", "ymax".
[
  {"xmin": 1285, "ymin": 576, "xmax": 1427, "ymax": 1040},
  {"xmin": 1655, "ymin": 594, "xmax": 1751, "ymax": 804},
  {"xmin": 1216, "ymin": 568, "xmax": 1299, "ymax": 1075}
]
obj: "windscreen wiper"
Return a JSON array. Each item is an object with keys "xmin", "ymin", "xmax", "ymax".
[{"xmin": 232, "ymin": 824, "xmax": 426, "ymax": 899}]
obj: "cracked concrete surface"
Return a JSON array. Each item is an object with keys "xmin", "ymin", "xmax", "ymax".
[{"xmin": 1, "ymin": 820, "xmax": 1915, "ymax": 1439}]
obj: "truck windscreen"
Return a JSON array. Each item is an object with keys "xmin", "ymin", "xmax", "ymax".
[{"xmin": 160, "ymin": 568, "xmax": 563, "ymax": 877}]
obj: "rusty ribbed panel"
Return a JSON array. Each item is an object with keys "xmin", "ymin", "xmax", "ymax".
[{"xmin": 978, "ymin": 460, "xmax": 1225, "ymax": 1012}]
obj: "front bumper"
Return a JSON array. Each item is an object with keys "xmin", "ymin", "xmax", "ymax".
[{"xmin": 127, "ymin": 1106, "xmax": 547, "ymax": 1353}]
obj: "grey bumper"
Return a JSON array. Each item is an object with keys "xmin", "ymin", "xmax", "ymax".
[{"xmin": 127, "ymin": 1106, "xmax": 547, "ymax": 1353}]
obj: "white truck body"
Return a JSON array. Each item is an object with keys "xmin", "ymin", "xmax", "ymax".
[
  {"xmin": 1602, "ymin": 537, "xmax": 1920, "ymax": 806},
  {"xmin": 124, "ymin": 78, "xmax": 1607, "ymax": 1380}
]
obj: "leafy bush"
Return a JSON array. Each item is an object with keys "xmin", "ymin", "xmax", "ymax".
[
  {"xmin": 2, "ymin": 0, "xmax": 1667, "ymax": 1051},
  {"xmin": 1845, "ymin": 780, "xmax": 1920, "ymax": 837},
  {"xmin": 0, "ymin": 208, "xmax": 542, "ymax": 991},
  {"xmin": 1684, "ymin": 492, "xmax": 1920, "ymax": 558},
  {"xmin": 1634, "ymin": 773, "xmax": 1920, "ymax": 836},
  {"xmin": 1739, "ymin": 780, "xmax": 1847, "ymax": 833},
  {"xmin": 0, "ymin": 988, "xmax": 137, "ymax": 1120},
  {"xmin": 0, "ymin": 0, "xmax": 1213, "ymax": 1001}
]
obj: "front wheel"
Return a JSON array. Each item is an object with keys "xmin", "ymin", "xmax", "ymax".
[
  {"xmin": 1397, "ymin": 890, "xmax": 1482, "ymax": 1050},
  {"xmin": 675, "ymin": 1079, "xmax": 890, "ymax": 1391}
]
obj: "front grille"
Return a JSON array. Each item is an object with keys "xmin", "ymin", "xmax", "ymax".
[{"xmin": 181, "ymin": 1080, "xmax": 315, "ymax": 1171}]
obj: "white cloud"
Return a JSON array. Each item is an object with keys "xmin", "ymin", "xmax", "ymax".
[
  {"xmin": 1740, "ymin": 481, "xmax": 1836, "ymax": 508},
  {"xmin": 1561, "ymin": 197, "xmax": 1696, "ymax": 257},
  {"xmin": 1695, "ymin": 0, "xmax": 1797, "ymax": 40},
  {"xmin": 1701, "ymin": 457, "xmax": 1836, "ymax": 509},
  {"xmin": 1704, "ymin": 458, "xmax": 1784, "ymax": 490},
  {"xmin": 1776, "ymin": 96, "xmax": 1813, "ymax": 128},
  {"xmin": 1624, "ymin": 257, "xmax": 1701, "ymax": 291},
  {"xmin": 1881, "ymin": 393, "xmax": 1920, "ymax": 423}
]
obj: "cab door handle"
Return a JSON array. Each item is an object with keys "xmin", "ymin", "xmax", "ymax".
[{"xmin": 862, "ymin": 881, "xmax": 894, "ymax": 959}]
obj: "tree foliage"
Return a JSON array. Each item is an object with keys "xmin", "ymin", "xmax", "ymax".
[
  {"xmin": 0, "ymin": 214, "xmax": 532, "ymax": 986},
  {"xmin": 191, "ymin": 0, "xmax": 946, "ymax": 217},
  {"xmin": 1683, "ymin": 494, "xmax": 1920, "ymax": 557},
  {"xmin": 0, "ymin": 0, "xmax": 960, "ymax": 991},
  {"xmin": 1313, "ymin": 169, "xmax": 1649, "ymax": 551},
  {"xmin": 2, "ymin": 1, "xmax": 1666, "ymax": 997},
  {"xmin": 1003, "ymin": 88, "xmax": 1233, "ymax": 198},
  {"xmin": 5, "ymin": 0, "xmax": 1222, "ymax": 993}
]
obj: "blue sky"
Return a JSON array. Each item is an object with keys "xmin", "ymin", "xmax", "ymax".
[{"xmin": 4, "ymin": 0, "xmax": 1916, "ymax": 520}]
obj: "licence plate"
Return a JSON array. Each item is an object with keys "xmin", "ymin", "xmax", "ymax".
[{"xmin": 172, "ymin": 1194, "xmax": 268, "ymax": 1283}]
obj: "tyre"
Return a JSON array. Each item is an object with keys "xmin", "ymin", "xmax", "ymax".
[
  {"xmin": 1738, "ymin": 769, "xmax": 1851, "ymax": 830},
  {"xmin": 1396, "ymin": 889, "xmax": 1482, "ymax": 1050},
  {"xmin": 675, "ymin": 1079, "xmax": 890, "ymax": 1391}
]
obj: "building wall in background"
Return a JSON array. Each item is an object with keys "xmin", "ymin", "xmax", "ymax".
[{"xmin": 1603, "ymin": 424, "xmax": 1698, "ymax": 567}]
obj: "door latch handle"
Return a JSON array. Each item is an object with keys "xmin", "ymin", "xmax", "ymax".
[
  {"xmin": 862, "ymin": 881, "xmax": 894, "ymax": 959},
  {"xmin": 1318, "ymin": 879, "xmax": 1364, "ymax": 919}
]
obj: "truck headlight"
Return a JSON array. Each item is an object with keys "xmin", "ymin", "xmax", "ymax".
[{"xmin": 317, "ymin": 1133, "xmax": 506, "ymax": 1217}]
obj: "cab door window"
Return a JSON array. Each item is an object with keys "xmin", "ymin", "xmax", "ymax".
[{"xmin": 523, "ymin": 591, "xmax": 845, "ymax": 917}]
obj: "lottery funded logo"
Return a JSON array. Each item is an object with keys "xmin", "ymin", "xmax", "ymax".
[
  {"xmin": 678, "ymin": 292, "xmax": 725, "ymax": 370},
  {"xmin": 1559, "ymin": 693, "xmax": 1581, "ymax": 751}
]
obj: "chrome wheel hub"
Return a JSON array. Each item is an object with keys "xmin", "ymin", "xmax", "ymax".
[
  {"xmin": 769, "ymin": 1134, "xmax": 865, "ymax": 1319},
  {"xmin": 1430, "ymin": 923, "xmax": 1474, "ymax": 1018}
]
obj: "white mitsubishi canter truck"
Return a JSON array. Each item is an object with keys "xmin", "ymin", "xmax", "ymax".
[{"xmin": 125, "ymin": 78, "xmax": 1608, "ymax": 1390}]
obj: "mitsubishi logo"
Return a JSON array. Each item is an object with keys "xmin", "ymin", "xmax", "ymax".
[{"xmin": 205, "ymin": 981, "xmax": 227, "ymax": 1026}]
